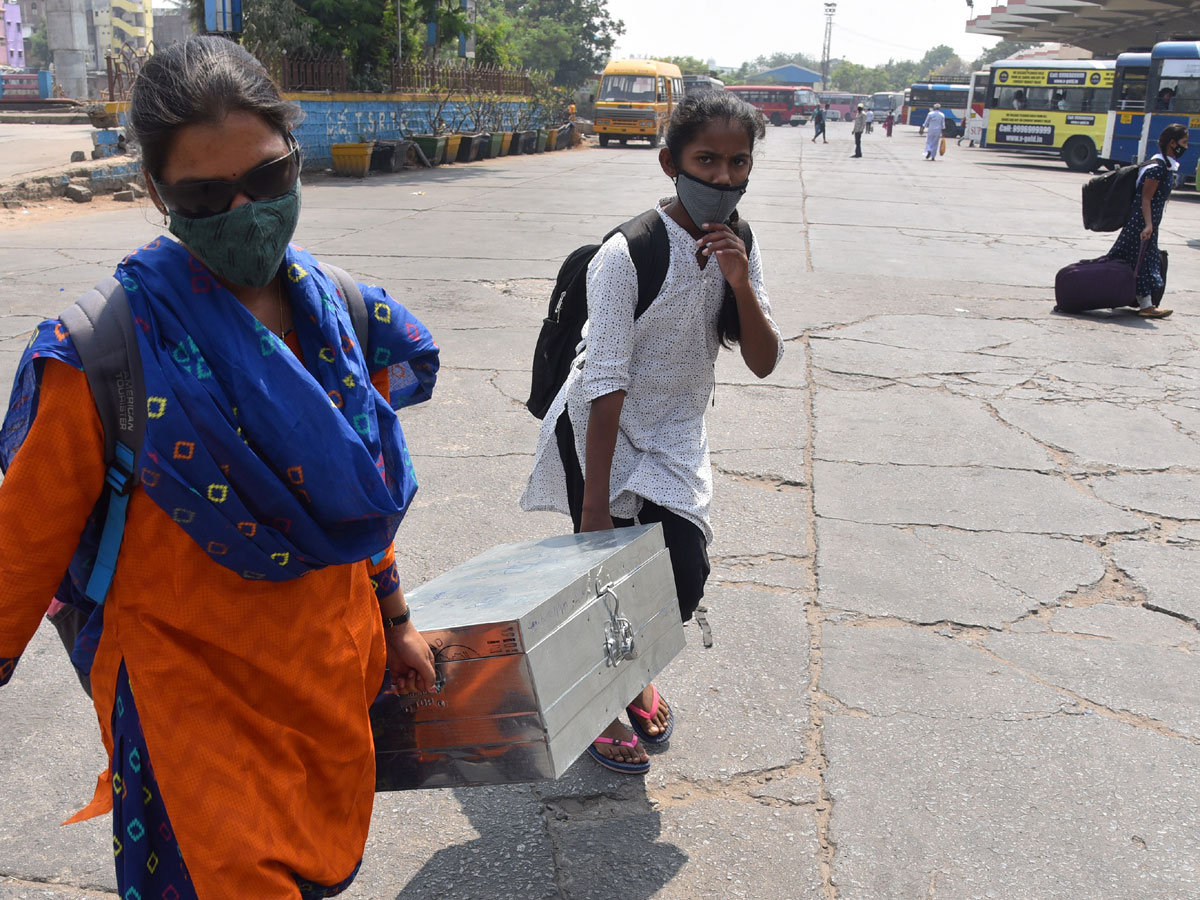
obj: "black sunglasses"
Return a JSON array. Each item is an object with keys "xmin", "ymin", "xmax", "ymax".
[{"xmin": 154, "ymin": 139, "xmax": 301, "ymax": 219}]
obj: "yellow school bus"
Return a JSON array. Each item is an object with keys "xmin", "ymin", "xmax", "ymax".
[
  {"xmin": 983, "ymin": 59, "xmax": 1116, "ymax": 171},
  {"xmin": 593, "ymin": 59, "xmax": 684, "ymax": 148}
]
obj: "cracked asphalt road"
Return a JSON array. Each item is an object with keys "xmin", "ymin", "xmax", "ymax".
[{"xmin": 1, "ymin": 121, "xmax": 1199, "ymax": 899}]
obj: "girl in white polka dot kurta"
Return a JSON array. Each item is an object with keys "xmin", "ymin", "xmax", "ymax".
[{"xmin": 522, "ymin": 92, "xmax": 784, "ymax": 774}]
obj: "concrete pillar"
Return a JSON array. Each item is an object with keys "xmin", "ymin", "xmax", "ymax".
[{"xmin": 45, "ymin": 0, "xmax": 88, "ymax": 100}]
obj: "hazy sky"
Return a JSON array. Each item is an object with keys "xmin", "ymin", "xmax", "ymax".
[{"xmin": 603, "ymin": 0, "xmax": 1001, "ymax": 70}]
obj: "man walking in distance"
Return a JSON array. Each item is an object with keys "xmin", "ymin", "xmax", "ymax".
[
  {"xmin": 924, "ymin": 102, "xmax": 946, "ymax": 161},
  {"xmin": 812, "ymin": 103, "xmax": 827, "ymax": 143},
  {"xmin": 851, "ymin": 104, "xmax": 866, "ymax": 158}
]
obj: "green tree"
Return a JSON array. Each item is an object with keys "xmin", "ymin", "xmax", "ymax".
[
  {"xmin": 297, "ymin": 0, "xmax": 388, "ymax": 71},
  {"xmin": 830, "ymin": 60, "xmax": 889, "ymax": 93},
  {"xmin": 972, "ymin": 40, "xmax": 1036, "ymax": 69},
  {"xmin": 182, "ymin": 0, "xmax": 204, "ymax": 30},
  {"xmin": 473, "ymin": 2, "xmax": 518, "ymax": 66},
  {"xmin": 242, "ymin": 0, "xmax": 317, "ymax": 61},
  {"xmin": 500, "ymin": 0, "xmax": 624, "ymax": 85},
  {"xmin": 26, "ymin": 21, "xmax": 49, "ymax": 69},
  {"xmin": 659, "ymin": 55, "xmax": 711, "ymax": 76},
  {"xmin": 917, "ymin": 44, "xmax": 959, "ymax": 78}
]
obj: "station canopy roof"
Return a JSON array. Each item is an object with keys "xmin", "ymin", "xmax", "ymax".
[{"xmin": 966, "ymin": 0, "xmax": 1200, "ymax": 56}]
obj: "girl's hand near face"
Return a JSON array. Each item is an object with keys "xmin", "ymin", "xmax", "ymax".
[{"xmin": 698, "ymin": 223, "xmax": 750, "ymax": 288}]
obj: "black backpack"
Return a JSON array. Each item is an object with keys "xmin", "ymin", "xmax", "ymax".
[
  {"xmin": 525, "ymin": 209, "xmax": 753, "ymax": 419},
  {"xmin": 1081, "ymin": 160, "xmax": 1155, "ymax": 232}
]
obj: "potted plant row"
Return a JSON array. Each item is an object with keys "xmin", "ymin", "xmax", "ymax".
[{"xmin": 337, "ymin": 79, "xmax": 576, "ymax": 173}]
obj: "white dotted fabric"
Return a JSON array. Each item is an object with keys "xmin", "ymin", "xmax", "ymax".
[{"xmin": 521, "ymin": 203, "xmax": 782, "ymax": 542}]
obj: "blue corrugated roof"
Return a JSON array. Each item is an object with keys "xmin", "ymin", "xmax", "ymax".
[{"xmin": 752, "ymin": 64, "xmax": 822, "ymax": 84}]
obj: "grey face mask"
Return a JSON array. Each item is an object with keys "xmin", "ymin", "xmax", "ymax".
[
  {"xmin": 168, "ymin": 183, "xmax": 302, "ymax": 288},
  {"xmin": 674, "ymin": 169, "xmax": 748, "ymax": 228}
]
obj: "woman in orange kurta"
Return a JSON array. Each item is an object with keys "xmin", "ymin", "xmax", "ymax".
[{"xmin": 0, "ymin": 37, "xmax": 438, "ymax": 899}]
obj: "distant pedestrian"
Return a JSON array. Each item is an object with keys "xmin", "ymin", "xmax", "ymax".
[
  {"xmin": 1107, "ymin": 123, "xmax": 1188, "ymax": 318},
  {"xmin": 851, "ymin": 104, "xmax": 866, "ymax": 158},
  {"xmin": 924, "ymin": 102, "xmax": 946, "ymax": 161},
  {"xmin": 865, "ymin": 108, "xmax": 874, "ymax": 133},
  {"xmin": 812, "ymin": 103, "xmax": 827, "ymax": 143},
  {"xmin": 884, "ymin": 110, "xmax": 895, "ymax": 137}
]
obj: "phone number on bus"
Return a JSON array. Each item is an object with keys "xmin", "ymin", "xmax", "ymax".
[{"xmin": 995, "ymin": 122, "xmax": 1055, "ymax": 145}]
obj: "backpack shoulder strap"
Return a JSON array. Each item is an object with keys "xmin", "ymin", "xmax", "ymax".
[
  {"xmin": 734, "ymin": 217, "xmax": 754, "ymax": 259},
  {"xmin": 59, "ymin": 276, "xmax": 145, "ymax": 605},
  {"xmin": 323, "ymin": 263, "xmax": 370, "ymax": 351},
  {"xmin": 59, "ymin": 276, "xmax": 144, "ymax": 467},
  {"xmin": 611, "ymin": 208, "xmax": 670, "ymax": 320}
]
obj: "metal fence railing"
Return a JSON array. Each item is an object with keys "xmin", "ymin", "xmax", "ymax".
[
  {"xmin": 106, "ymin": 46, "xmax": 540, "ymax": 100},
  {"xmin": 269, "ymin": 53, "xmax": 539, "ymax": 97},
  {"xmin": 390, "ymin": 61, "xmax": 536, "ymax": 95}
]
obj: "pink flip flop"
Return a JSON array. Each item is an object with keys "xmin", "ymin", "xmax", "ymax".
[
  {"xmin": 626, "ymin": 684, "xmax": 674, "ymax": 745},
  {"xmin": 586, "ymin": 733, "xmax": 650, "ymax": 775}
]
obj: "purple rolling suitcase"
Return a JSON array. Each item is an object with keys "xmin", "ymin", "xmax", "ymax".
[
  {"xmin": 1053, "ymin": 255, "xmax": 1136, "ymax": 312},
  {"xmin": 1054, "ymin": 242, "xmax": 1154, "ymax": 313}
]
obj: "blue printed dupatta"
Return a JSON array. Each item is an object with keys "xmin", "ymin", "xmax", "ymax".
[{"xmin": 1, "ymin": 238, "xmax": 439, "ymax": 591}]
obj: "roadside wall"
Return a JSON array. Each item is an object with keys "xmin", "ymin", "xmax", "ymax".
[
  {"xmin": 284, "ymin": 93, "xmax": 542, "ymax": 169},
  {"xmin": 101, "ymin": 94, "xmax": 548, "ymax": 172}
]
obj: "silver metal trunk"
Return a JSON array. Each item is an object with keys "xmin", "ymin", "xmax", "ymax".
[{"xmin": 372, "ymin": 524, "xmax": 684, "ymax": 790}]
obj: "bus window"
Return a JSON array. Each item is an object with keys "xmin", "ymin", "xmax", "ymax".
[
  {"xmin": 1161, "ymin": 78, "xmax": 1200, "ymax": 113},
  {"xmin": 598, "ymin": 75, "xmax": 656, "ymax": 102},
  {"xmin": 1051, "ymin": 87, "xmax": 1111, "ymax": 112},
  {"xmin": 1114, "ymin": 71, "xmax": 1147, "ymax": 110}
]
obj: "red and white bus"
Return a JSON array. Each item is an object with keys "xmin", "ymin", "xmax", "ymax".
[
  {"xmin": 816, "ymin": 91, "xmax": 869, "ymax": 121},
  {"xmin": 725, "ymin": 84, "xmax": 820, "ymax": 126}
]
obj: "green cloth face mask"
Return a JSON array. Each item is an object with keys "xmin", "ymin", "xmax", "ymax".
[{"xmin": 168, "ymin": 183, "xmax": 302, "ymax": 288}]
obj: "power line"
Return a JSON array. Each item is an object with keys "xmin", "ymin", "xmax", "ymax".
[{"xmin": 831, "ymin": 22, "xmax": 937, "ymax": 56}]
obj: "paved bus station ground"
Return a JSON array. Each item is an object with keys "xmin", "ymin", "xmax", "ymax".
[{"xmin": 1, "ymin": 120, "xmax": 1198, "ymax": 899}]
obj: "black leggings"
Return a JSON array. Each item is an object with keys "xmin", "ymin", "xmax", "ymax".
[{"xmin": 555, "ymin": 411, "xmax": 710, "ymax": 622}]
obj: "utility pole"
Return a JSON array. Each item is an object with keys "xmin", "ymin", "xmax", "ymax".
[{"xmin": 821, "ymin": 2, "xmax": 836, "ymax": 91}]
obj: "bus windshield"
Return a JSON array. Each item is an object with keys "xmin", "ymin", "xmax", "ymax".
[
  {"xmin": 870, "ymin": 91, "xmax": 901, "ymax": 113},
  {"xmin": 598, "ymin": 75, "xmax": 657, "ymax": 103},
  {"xmin": 911, "ymin": 87, "xmax": 968, "ymax": 107},
  {"xmin": 795, "ymin": 88, "xmax": 818, "ymax": 107},
  {"xmin": 1114, "ymin": 71, "xmax": 1148, "ymax": 109}
]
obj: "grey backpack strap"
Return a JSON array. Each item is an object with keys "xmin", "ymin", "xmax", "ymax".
[
  {"xmin": 58, "ymin": 275, "xmax": 145, "ymax": 605},
  {"xmin": 58, "ymin": 276, "xmax": 145, "ymax": 470},
  {"xmin": 323, "ymin": 263, "xmax": 370, "ymax": 351}
]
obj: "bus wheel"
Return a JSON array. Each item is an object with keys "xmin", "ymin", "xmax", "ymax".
[
  {"xmin": 1062, "ymin": 137, "xmax": 1098, "ymax": 172},
  {"xmin": 599, "ymin": 134, "xmax": 609, "ymax": 147},
  {"xmin": 619, "ymin": 137, "xmax": 628, "ymax": 146},
  {"xmin": 790, "ymin": 120, "xmax": 800, "ymax": 127},
  {"xmin": 770, "ymin": 113, "xmax": 783, "ymax": 126}
]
